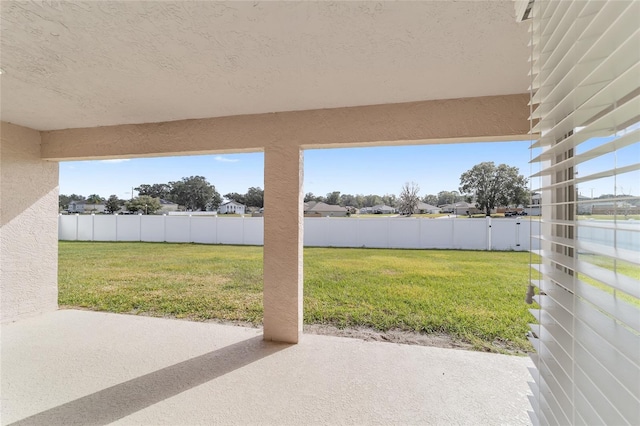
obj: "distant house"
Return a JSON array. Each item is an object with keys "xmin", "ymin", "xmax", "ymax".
[
  {"xmin": 304, "ymin": 201, "xmax": 348, "ymax": 217},
  {"xmin": 371, "ymin": 204, "xmax": 395, "ymax": 214},
  {"xmin": 524, "ymin": 193, "xmax": 541, "ymax": 216},
  {"xmin": 416, "ymin": 202, "xmax": 441, "ymax": 214},
  {"xmin": 68, "ymin": 201, "xmax": 106, "ymax": 214},
  {"xmin": 219, "ymin": 201, "xmax": 246, "ymax": 214},
  {"xmin": 440, "ymin": 202, "xmax": 482, "ymax": 215}
]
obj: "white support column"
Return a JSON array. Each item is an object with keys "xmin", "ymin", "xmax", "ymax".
[
  {"xmin": 263, "ymin": 145, "xmax": 303, "ymax": 343},
  {"xmin": 0, "ymin": 122, "xmax": 59, "ymax": 322}
]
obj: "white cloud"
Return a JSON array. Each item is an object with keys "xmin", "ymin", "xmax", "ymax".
[
  {"xmin": 214, "ymin": 156, "xmax": 239, "ymax": 163},
  {"xmin": 99, "ymin": 159, "xmax": 131, "ymax": 163}
]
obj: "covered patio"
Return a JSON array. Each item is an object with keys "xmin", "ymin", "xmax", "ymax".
[
  {"xmin": 2, "ymin": 310, "xmax": 532, "ymax": 425},
  {"xmin": 1, "ymin": 2, "xmax": 531, "ymax": 423},
  {"xmin": 4, "ymin": 0, "xmax": 637, "ymax": 424}
]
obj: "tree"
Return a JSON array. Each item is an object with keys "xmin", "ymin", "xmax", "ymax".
[
  {"xmin": 59, "ymin": 194, "xmax": 72, "ymax": 210},
  {"xmin": 422, "ymin": 194, "xmax": 438, "ymax": 206},
  {"xmin": 381, "ymin": 194, "xmax": 397, "ymax": 208},
  {"xmin": 325, "ymin": 191, "xmax": 341, "ymax": 205},
  {"xmin": 437, "ymin": 190, "xmax": 463, "ymax": 206},
  {"xmin": 105, "ymin": 195, "xmax": 121, "ymax": 214},
  {"xmin": 169, "ymin": 176, "xmax": 220, "ymax": 211},
  {"xmin": 83, "ymin": 194, "xmax": 105, "ymax": 213},
  {"xmin": 398, "ymin": 182, "xmax": 420, "ymax": 215},
  {"xmin": 224, "ymin": 192, "xmax": 246, "ymax": 205},
  {"xmin": 135, "ymin": 183, "xmax": 170, "ymax": 199},
  {"xmin": 86, "ymin": 194, "xmax": 104, "ymax": 204},
  {"xmin": 304, "ymin": 192, "xmax": 325, "ymax": 203},
  {"xmin": 125, "ymin": 196, "xmax": 161, "ymax": 214},
  {"xmin": 459, "ymin": 162, "xmax": 528, "ymax": 216},
  {"xmin": 339, "ymin": 193, "xmax": 358, "ymax": 207},
  {"xmin": 244, "ymin": 187, "xmax": 264, "ymax": 208},
  {"xmin": 363, "ymin": 194, "xmax": 383, "ymax": 207}
]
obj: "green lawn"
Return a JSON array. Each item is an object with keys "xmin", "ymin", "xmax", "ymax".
[{"xmin": 59, "ymin": 242, "xmax": 537, "ymax": 353}]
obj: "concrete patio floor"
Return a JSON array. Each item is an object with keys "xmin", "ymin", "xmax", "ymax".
[{"xmin": 1, "ymin": 310, "xmax": 533, "ymax": 425}]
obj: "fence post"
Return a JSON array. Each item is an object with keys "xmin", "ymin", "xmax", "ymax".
[
  {"xmin": 75, "ymin": 213, "xmax": 79, "ymax": 241},
  {"xmin": 163, "ymin": 214, "xmax": 167, "ymax": 242},
  {"xmin": 515, "ymin": 219, "xmax": 521, "ymax": 248},
  {"xmin": 115, "ymin": 213, "xmax": 118, "ymax": 241},
  {"xmin": 189, "ymin": 214, "xmax": 192, "ymax": 243},
  {"xmin": 486, "ymin": 216, "xmax": 492, "ymax": 251},
  {"xmin": 139, "ymin": 212, "xmax": 143, "ymax": 242},
  {"xmin": 325, "ymin": 216, "xmax": 330, "ymax": 247},
  {"xmin": 91, "ymin": 213, "xmax": 95, "ymax": 241},
  {"xmin": 450, "ymin": 216, "xmax": 455, "ymax": 248},
  {"xmin": 386, "ymin": 216, "xmax": 390, "ymax": 248}
]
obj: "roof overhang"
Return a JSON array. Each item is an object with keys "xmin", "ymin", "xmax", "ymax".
[{"xmin": 1, "ymin": 1, "xmax": 529, "ymax": 131}]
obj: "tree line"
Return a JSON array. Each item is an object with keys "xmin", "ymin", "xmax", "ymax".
[
  {"xmin": 60, "ymin": 162, "xmax": 529, "ymax": 216},
  {"xmin": 399, "ymin": 162, "xmax": 529, "ymax": 216},
  {"xmin": 60, "ymin": 176, "xmax": 227, "ymax": 214},
  {"xmin": 302, "ymin": 190, "xmax": 466, "ymax": 209}
]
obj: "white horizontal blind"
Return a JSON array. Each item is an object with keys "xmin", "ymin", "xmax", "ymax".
[{"xmin": 528, "ymin": 1, "xmax": 640, "ymax": 425}]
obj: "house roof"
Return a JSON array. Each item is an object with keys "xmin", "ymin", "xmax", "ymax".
[
  {"xmin": 417, "ymin": 202, "xmax": 439, "ymax": 210},
  {"xmin": 304, "ymin": 202, "xmax": 346, "ymax": 213},
  {"xmin": 372, "ymin": 204, "xmax": 394, "ymax": 210},
  {"xmin": 0, "ymin": 2, "xmax": 529, "ymax": 131}
]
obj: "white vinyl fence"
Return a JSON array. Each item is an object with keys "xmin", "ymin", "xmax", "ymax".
[{"xmin": 59, "ymin": 214, "xmax": 541, "ymax": 251}]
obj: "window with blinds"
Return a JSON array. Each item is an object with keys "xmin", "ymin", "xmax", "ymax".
[{"xmin": 526, "ymin": 0, "xmax": 639, "ymax": 425}]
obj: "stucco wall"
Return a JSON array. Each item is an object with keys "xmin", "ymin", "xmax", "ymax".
[
  {"xmin": 0, "ymin": 122, "xmax": 59, "ymax": 322},
  {"xmin": 40, "ymin": 94, "xmax": 530, "ymax": 160},
  {"xmin": 263, "ymin": 146, "xmax": 303, "ymax": 343}
]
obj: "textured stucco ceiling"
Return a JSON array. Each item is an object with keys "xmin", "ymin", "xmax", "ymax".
[{"xmin": 0, "ymin": 1, "xmax": 529, "ymax": 131}]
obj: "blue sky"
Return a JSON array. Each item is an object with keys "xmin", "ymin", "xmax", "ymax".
[{"xmin": 59, "ymin": 139, "xmax": 636, "ymax": 200}]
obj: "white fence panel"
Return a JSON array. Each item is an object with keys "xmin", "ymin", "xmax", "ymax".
[
  {"xmin": 491, "ymin": 219, "xmax": 519, "ymax": 250},
  {"xmin": 243, "ymin": 218, "xmax": 264, "ymax": 245},
  {"xmin": 165, "ymin": 216, "xmax": 190, "ymax": 243},
  {"xmin": 304, "ymin": 219, "xmax": 326, "ymax": 246},
  {"xmin": 59, "ymin": 215, "xmax": 542, "ymax": 251},
  {"xmin": 452, "ymin": 220, "xmax": 485, "ymax": 250},
  {"xmin": 59, "ymin": 215, "xmax": 78, "ymax": 240},
  {"xmin": 190, "ymin": 216, "xmax": 216, "ymax": 244},
  {"xmin": 116, "ymin": 216, "xmax": 142, "ymax": 241},
  {"xmin": 356, "ymin": 219, "xmax": 388, "ymax": 248},
  {"xmin": 140, "ymin": 216, "xmax": 165, "ymax": 242},
  {"xmin": 326, "ymin": 218, "xmax": 358, "ymax": 247},
  {"xmin": 93, "ymin": 215, "xmax": 117, "ymax": 241},
  {"xmin": 389, "ymin": 219, "xmax": 420, "ymax": 249},
  {"xmin": 217, "ymin": 218, "xmax": 244, "ymax": 245},
  {"xmin": 420, "ymin": 219, "xmax": 453, "ymax": 249},
  {"xmin": 77, "ymin": 215, "xmax": 94, "ymax": 241}
]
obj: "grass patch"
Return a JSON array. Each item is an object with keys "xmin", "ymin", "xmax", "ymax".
[{"xmin": 59, "ymin": 242, "xmax": 537, "ymax": 353}]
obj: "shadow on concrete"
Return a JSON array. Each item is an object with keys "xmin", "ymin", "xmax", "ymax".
[{"xmin": 9, "ymin": 336, "xmax": 288, "ymax": 426}]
